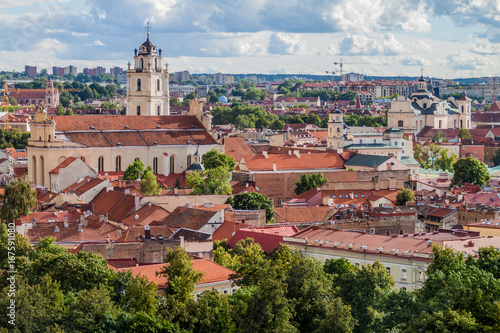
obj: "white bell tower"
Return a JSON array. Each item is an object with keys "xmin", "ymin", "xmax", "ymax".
[{"xmin": 126, "ymin": 26, "xmax": 170, "ymax": 116}]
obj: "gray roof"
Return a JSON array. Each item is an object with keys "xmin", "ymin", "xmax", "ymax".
[
  {"xmin": 401, "ymin": 156, "xmax": 420, "ymax": 166},
  {"xmin": 344, "ymin": 154, "xmax": 391, "ymax": 167},
  {"xmin": 344, "ymin": 143, "xmax": 397, "ymax": 150}
]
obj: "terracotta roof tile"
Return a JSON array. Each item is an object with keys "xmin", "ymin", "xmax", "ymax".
[
  {"xmin": 212, "ymin": 221, "xmax": 249, "ymax": 241},
  {"xmin": 274, "ymin": 206, "xmax": 334, "ymax": 223},
  {"xmin": 118, "ymin": 259, "xmax": 236, "ymax": 289},
  {"xmin": 121, "ymin": 204, "xmax": 170, "ymax": 227},
  {"xmin": 228, "ymin": 229, "xmax": 285, "ymax": 252},
  {"xmin": 117, "ymin": 225, "xmax": 174, "ymax": 241},
  {"xmin": 160, "ymin": 206, "xmax": 218, "ymax": 230},
  {"xmin": 242, "ymin": 151, "xmax": 344, "ymax": 171},
  {"xmin": 223, "ymin": 137, "xmax": 256, "ymax": 162}
]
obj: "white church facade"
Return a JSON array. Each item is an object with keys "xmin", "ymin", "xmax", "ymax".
[
  {"xmin": 388, "ymin": 76, "xmax": 472, "ymax": 133},
  {"xmin": 27, "ymin": 33, "xmax": 218, "ymax": 191}
]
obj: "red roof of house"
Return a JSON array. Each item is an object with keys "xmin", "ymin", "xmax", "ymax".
[
  {"xmin": 228, "ymin": 229, "xmax": 285, "ymax": 252},
  {"xmin": 49, "ymin": 157, "xmax": 77, "ymax": 175},
  {"xmin": 212, "ymin": 220, "xmax": 249, "ymax": 241},
  {"xmin": 224, "ymin": 137, "xmax": 257, "ymax": 162},
  {"xmin": 117, "ymin": 259, "xmax": 236, "ymax": 289},
  {"xmin": 120, "ymin": 204, "xmax": 170, "ymax": 227},
  {"xmin": 463, "ymin": 193, "xmax": 500, "ymax": 207},
  {"xmin": 241, "ymin": 151, "xmax": 344, "ymax": 171},
  {"xmin": 274, "ymin": 206, "xmax": 334, "ymax": 223}
]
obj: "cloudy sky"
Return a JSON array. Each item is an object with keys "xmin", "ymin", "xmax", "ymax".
[{"xmin": 1, "ymin": 0, "xmax": 500, "ymax": 78}]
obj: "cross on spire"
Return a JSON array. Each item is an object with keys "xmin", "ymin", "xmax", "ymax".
[
  {"xmin": 420, "ymin": 67, "xmax": 424, "ymax": 79},
  {"xmin": 145, "ymin": 22, "xmax": 151, "ymax": 40}
]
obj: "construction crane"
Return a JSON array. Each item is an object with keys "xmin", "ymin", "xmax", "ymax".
[{"xmin": 333, "ymin": 58, "xmax": 363, "ymax": 81}]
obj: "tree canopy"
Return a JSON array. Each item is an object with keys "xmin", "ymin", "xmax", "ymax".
[
  {"xmin": 0, "ymin": 175, "xmax": 37, "ymax": 224},
  {"xmin": 452, "ymin": 157, "xmax": 490, "ymax": 186},
  {"xmin": 186, "ymin": 166, "xmax": 232, "ymax": 195},
  {"xmin": 396, "ymin": 187, "xmax": 414, "ymax": 206},
  {"xmin": 202, "ymin": 149, "xmax": 235, "ymax": 171},
  {"xmin": 226, "ymin": 192, "xmax": 275, "ymax": 223},
  {"xmin": 294, "ymin": 173, "xmax": 328, "ymax": 195}
]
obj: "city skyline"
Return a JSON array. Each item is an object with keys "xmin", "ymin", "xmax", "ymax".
[{"xmin": 1, "ymin": 0, "xmax": 500, "ymax": 78}]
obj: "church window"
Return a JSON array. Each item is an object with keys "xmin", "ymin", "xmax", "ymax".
[
  {"xmin": 136, "ymin": 105, "xmax": 141, "ymax": 115},
  {"xmin": 140, "ymin": 58, "xmax": 144, "ymax": 69},
  {"xmin": 32, "ymin": 156, "xmax": 37, "ymax": 184},
  {"xmin": 461, "ymin": 106, "xmax": 464, "ymax": 113},
  {"xmin": 170, "ymin": 155, "xmax": 175, "ymax": 174},
  {"xmin": 187, "ymin": 155, "xmax": 192, "ymax": 167},
  {"xmin": 153, "ymin": 157, "xmax": 158, "ymax": 174},
  {"xmin": 137, "ymin": 79, "xmax": 141, "ymax": 91},
  {"xmin": 157, "ymin": 105, "xmax": 161, "ymax": 115},
  {"xmin": 98, "ymin": 156, "xmax": 104, "ymax": 172},
  {"xmin": 116, "ymin": 156, "xmax": 122, "ymax": 171},
  {"xmin": 439, "ymin": 120, "xmax": 442, "ymax": 129},
  {"xmin": 40, "ymin": 156, "xmax": 45, "ymax": 186},
  {"xmin": 398, "ymin": 120, "xmax": 404, "ymax": 127},
  {"xmin": 460, "ymin": 120, "xmax": 463, "ymax": 128},
  {"xmin": 336, "ymin": 127, "xmax": 340, "ymax": 133},
  {"xmin": 423, "ymin": 103, "xmax": 427, "ymax": 108},
  {"xmin": 157, "ymin": 79, "xmax": 160, "ymax": 91}
]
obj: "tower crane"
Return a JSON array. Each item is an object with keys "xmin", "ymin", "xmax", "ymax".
[{"xmin": 333, "ymin": 58, "xmax": 363, "ymax": 81}]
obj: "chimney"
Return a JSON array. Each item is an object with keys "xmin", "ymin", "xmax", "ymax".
[
  {"xmin": 186, "ymin": 202, "xmax": 193, "ymax": 208},
  {"xmin": 273, "ymin": 162, "xmax": 277, "ymax": 172},
  {"xmin": 99, "ymin": 215, "xmax": 104, "ymax": 223},
  {"xmin": 104, "ymin": 215, "xmax": 108, "ymax": 223},
  {"xmin": 125, "ymin": 188, "xmax": 130, "ymax": 195},
  {"xmin": 144, "ymin": 225, "xmax": 151, "ymax": 239},
  {"xmin": 245, "ymin": 183, "xmax": 249, "ymax": 188},
  {"xmin": 468, "ymin": 240, "xmax": 475, "ymax": 247},
  {"xmin": 54, "ymin": 225, "xmax": 59, "ymax": 233},
  {"xmin": 82, "ymin": 219, "xmax": 88, "ymax": 227},
  {"xmin": 241, "ymin": 218, "xmax": 246, "ymax": 224},
  {"xmin": 63, "ymin": 217, "xmax": 68, "ymax": 228},
  {"xmin": 180, "ymin": 235, "xmax": 185, "ymax": 249},
  {"xmin": 77, "ymin": 224, "xmax": 83, "ymax": 232},
  {"xmin": 263, "ymin": 151, "xmax": 268, "ymax": 158},
  {"xmin": 288, "ymin": 150, "xmax": 292, "ymax": 155},
  {"xmin": 294, "ymin": 150, "xmax": 300, "ymax": 158},
  {"xmin": 80, "ymin": 215, "xmax": 85, "ymax": 223},
  {"xmin": 349, "ymin": 192, "xmax": 354, "ymax": 199},
  {"xmin": 135, "ymin": 195, "xmax": 141, "ymax": 212}
]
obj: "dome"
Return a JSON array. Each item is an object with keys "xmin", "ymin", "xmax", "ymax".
[
  {"xmin": 138, "ymin": 33, "xmax": 157, "ymax": 55},
  {"xmin": 187, "ymin": 163, "xmax": 203, "ymax": 171},
  {"xmin": 218, "ymin": 95, "xmax": 228, "ymax": 104}
]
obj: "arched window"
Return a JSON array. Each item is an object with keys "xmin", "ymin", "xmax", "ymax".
[
  {"xmin": 80, "ymin": 156, "xmax": 85, "ymax": 162},
  {"xmin": 139, "ymin": 58, "xmax": 144, "ymax": 69},
  {"xmin": 170, "ymin": 155, "xmax": 175, "ymax": 174},
  {"xmin": 460, "ymin": 120, "xmax": 463, "ymax": 128},
  {"xmin": 423, "ymin": 103, "xmax": 427, "ymax": 108},
  {"xmin": 137, "ymin": 79, "xmax": 141, "ymax": 91},
  {"xmin": 98, "ymin": 156, "xmax": 104, "ymax": 172},
  {"xmin": 136, "ymin": 105, "xmax": 141, "ymax": 115},
  {"xmin": 153, "ymin": 157, "xmax": 158, "ymax": 174},
  {"xmin": 461, "ymin": 106, "xmax": 464, "ymax": 113},
  {"xmin": 336, "ymin": 127, "xmax": 340, "ymax": 133},
  {"xmin": 155, "ymin": 58, "xmax": 158, "ymax": 69},
  {"xmin": 116, "ymin": 156, "xmax": 122, "ymax": 171},
  {"xmin": 187, "ymin": 155, "xmax": 192, "ymax": 167},
  {"xmin": 32, "ymin": 156, "xmax": 37, "ymax": 184},
  {"xmin": 398, "ymin": 120, "xmax": 404, "ymax": 127},
  {"xmin": 40, "ymin": 156, "xmax": 45, "ymax": 186},
  {"xmin": 157, "ymin": 79, "xmax": 160, "ymax": 91},
  {"xmin": 157, "ymin": 105, "xmax": 161, "ymax": 115}
]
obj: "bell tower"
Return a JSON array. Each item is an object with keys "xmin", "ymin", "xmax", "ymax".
[
  {"xmin": 327, "ymin": 108, "xmax": 344, "ymax": 152},
  {"xmin": 126, "ymin": 25, "xmax": 170, "ymax": 116}
]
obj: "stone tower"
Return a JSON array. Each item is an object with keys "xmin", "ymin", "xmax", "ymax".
[
  {"xmin": 126, "ymin": 31, "xmax": 169, "ymax": 116},
  {"xmin": 327, "ymin": 108, "xmax": 344, "ymax": 152}
]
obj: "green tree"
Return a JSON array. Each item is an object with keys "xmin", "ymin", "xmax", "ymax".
[
  {"xmin": 191, "ymin": 290, "xmax": 235, "ymax": 333},
  {"xmin": 493, "ymin": 149, "xmax": 500, "ymax": 166},
  {"xmin": 431, "ymin": 131, "xmax": 446, "ymax": 143},
  {"xmin": 403, "ymin": 309, "xmax": 480, "ymax": 333},
  {"xmin": 0, "ymin": 175, "xmax": 37, "ymax": 224},
  {"xmin": 56, "ymin": 104, "xmax": 65, "ymax": 115},
  {"xmin": 8, "ymin": 96, "xmax": 17, "ymax": 106},
  {"xmin": 396, "ymin": 187, "xmax": 415, "ymax": 205},
  {"xmin": 186, "ymin": 166, "xmax": 232, "ymax": 195},
  {"xmin": 170, "ymin": 97, "xmax": 181, "ymax": 106},
  {"xmin": 459, "ymin": 128, "xmax": 472, "ymax": 140},
  {"xmin": 123, "ymin": 159, "xmax": 145, "ymax": 180},
  {"xmin": 109, "ymin": 270, "xmax": 159, "ymax": 314},
  {"xmin": 140, "ymin": 170, "xmax": 162, "ymax": 196},
  {"xmin": 202, "ymin": 149, "xmax": 236, "ymax": 171},
  {"xmin": 226, "ymin": 192, "xmax": 275, "ymax": 223},
  {"xmin": 452, "ymin": 157, "xmax": 490, "ymax": 186},
  {"xmin": 294, "ymin": 173, "xmax": 328, "ymax": 195}
]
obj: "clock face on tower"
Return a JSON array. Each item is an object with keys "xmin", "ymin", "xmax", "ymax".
[{"xmin": 336, "ymin": 116, "xmax": 340, "ymax": 121}]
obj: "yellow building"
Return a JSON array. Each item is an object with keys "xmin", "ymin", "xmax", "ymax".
[{"xmin": 463, "ymin": 220, "xmax": 500, "ymax": 237}]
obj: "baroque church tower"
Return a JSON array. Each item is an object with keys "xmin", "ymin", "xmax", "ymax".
[
  {"xmin": 327, "ymin": 108, "xmax": 344, "ymax": 152},
  {"xmin": 126, "ymin": 30, "xmax": 170, "ymax": 116}
]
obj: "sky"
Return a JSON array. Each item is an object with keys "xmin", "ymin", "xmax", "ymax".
[{"xmin": 1, "ymin": 0, "xmax": 500, "ymax": 78}]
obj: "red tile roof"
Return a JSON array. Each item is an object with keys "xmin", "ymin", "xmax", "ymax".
[
  {"xmin": 117, "ymin": 259, "xmax": 236, "ymax": 289},
  {"xmin": 159, "ymin": 206, "xmax": 218, "ymax": 230},
  {"xmin": 228, "ymin": 229, "xmax": 286, "ymax": 252},
  {"xmin": 274, "ymin": 206, "xmax": 334, "ymax": 223},
  {"xmin": 49, "ymin": 157, "xmax": 78, "ymax": 174},
  {"xmin": 117, "ymin": 225, "xmax": 174, "ymax": 241},
  {"xmin": 241, "ymin": 151, "xmax": 344, "ymax": 171},
  {"xmin": 120, "ymin": 204, "xmax": 170, "ymax": 227},
  {"xmin": 223, "ymin": 137, "xmax": 257, "ymax": 162},
  {"xmin": 463, "ymin": 192, "xmax": 500, "ymax": 207},
  {"xmin": 212, "ymin": 220, "xmax": 249, "ymax": 241}
]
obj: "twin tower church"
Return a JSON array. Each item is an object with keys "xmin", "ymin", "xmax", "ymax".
[{"xmin": 27, "ymin": 33, "xmax": 218, "ymax": 191}]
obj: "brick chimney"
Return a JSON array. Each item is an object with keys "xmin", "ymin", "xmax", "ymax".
[{"xmin": 144, "ymin": 225, "xmax": 151, "ymax": 240}]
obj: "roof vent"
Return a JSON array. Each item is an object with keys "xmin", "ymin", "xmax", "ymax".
[
  {"xmin": 117, "ymin": 142, "xmax": 121, "ymax": 146},
  {"xmin": 54, "ymin": 225, "xmax": 59, "ymax": 233},
  {"xmin": 90, "ymin": 126, "xmax": 95, "ymax": 130},
  {"xmin": 125, "ymin": 125, "xmax": 130, "ymax": 129},
  {"xmin": 347, "ymin": 243, "xmax": 354, "ymax": 249},
  {"xmin": 154, "ymin": 141, "xmax": 158, "ymax": 145},
  {"xmin": 156, "ymin": 125, "xmax": 161, "ymax": 129}
]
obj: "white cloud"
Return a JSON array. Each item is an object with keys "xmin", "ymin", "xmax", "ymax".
[
  {"xmin": 446, "ymin": 51, "xmax": 491, "ymax": 71},
  {"xmin": 268, "ymin": 32, "xmax": 305, "ymax": 55},
  {"xmin": 339, "ymin": 33, "xmax": 406, "ymax": 56},
  {"xmin": 84, "ymin": 40, "xmax": 105, "ymax": 47},
  {"xmin": 398, "ymin": 55, "xmax": 429, "ymax": 66}
]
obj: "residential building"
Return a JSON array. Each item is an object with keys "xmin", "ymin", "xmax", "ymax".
[
  {"xmin": 340, "ymin": 72, "xmax": 364, "ymax": 82},
  {"xmin": 24, "ymin": 65, "xmax": 37, "ymax": 78}
]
